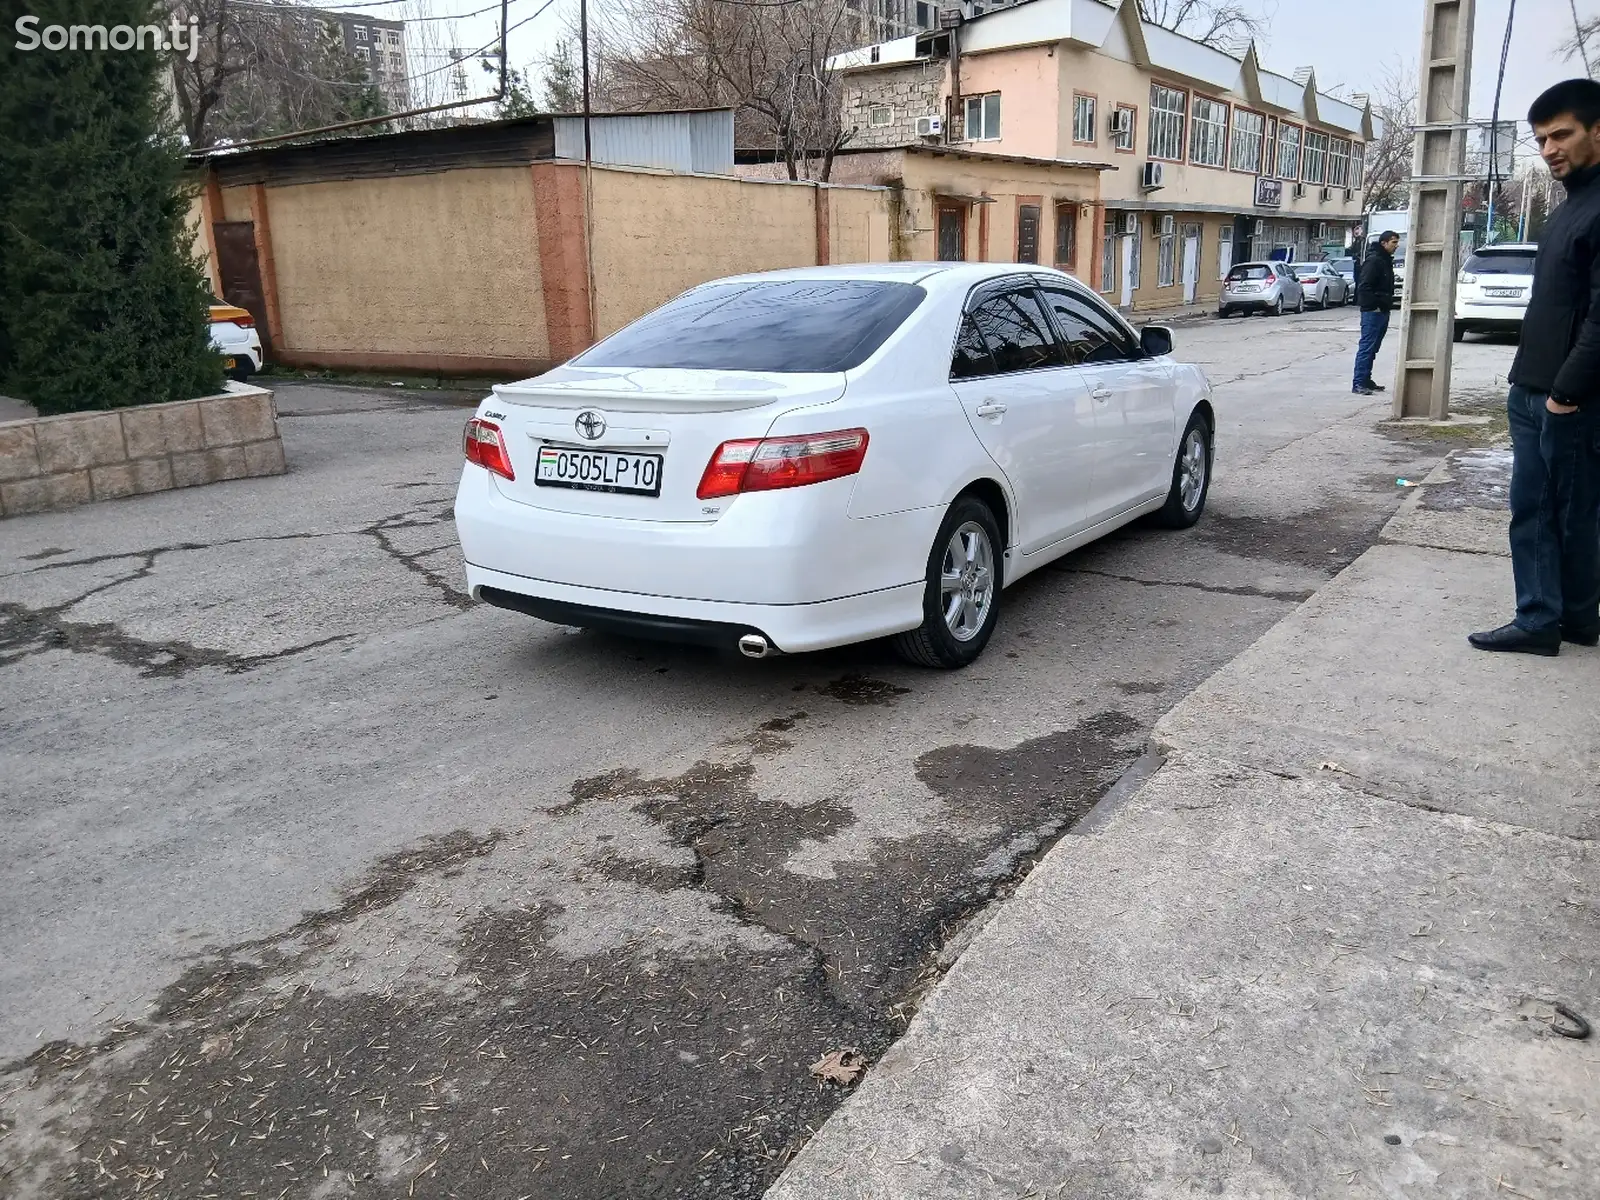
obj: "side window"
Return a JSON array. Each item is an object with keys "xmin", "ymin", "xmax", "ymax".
[
  {"xmin": 1039, "ymin": 286, "xmax": 1140, "ymax": 365},
  {"xmin": 951, "ymin": 286, "xmax": 1065, "ymax": 379}
]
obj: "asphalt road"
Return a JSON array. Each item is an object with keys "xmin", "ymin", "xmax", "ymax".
[{"xmin": 0, "ymin": 309, "xmax": 1516, "ymax": 1199}]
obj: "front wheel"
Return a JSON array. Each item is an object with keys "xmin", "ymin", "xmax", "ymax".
[
  {"xmin": 893, "ymin": 497, "xmax": 1002, "ymax": 669},
  {"xmin": 1152, "ymin": 411, "xmax": 1213, "ymax": 530}
]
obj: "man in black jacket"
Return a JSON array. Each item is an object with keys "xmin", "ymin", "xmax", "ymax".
[
  {"xmin": 1470, "ymin": 79, "xmax": 1600, "ymax": 655},
  {"xmin": 1352, "ymin": 232, "xmax": 1399, "ymax": 394}
]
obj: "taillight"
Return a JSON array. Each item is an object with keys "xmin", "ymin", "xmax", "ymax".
[
  {"xmin": 233, "ymin": 313, "xmax": 255, "ymax": 328},
  {"xmin": 697, "ymin": 428, "xmax": 869, "ymax": 500},
  {"xmin": 464, "ymin": 418, "xmax": 515, "ymax": 481},
  {"xmin": 1299, "ymin": 277, "xmax": 1317, "ymax": 283}
]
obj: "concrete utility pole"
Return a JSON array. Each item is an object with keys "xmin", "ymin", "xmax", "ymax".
[{"xmin": 1392, "ymin": 0, "xmax": 1478, "ymax": 419}]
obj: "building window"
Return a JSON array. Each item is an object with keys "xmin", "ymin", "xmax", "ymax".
[
  {"xmin": 1101, "ymin": 217, "xmax": 1116, "ymax": 293},
  {"xmin": 1352, "ymin": 142, "xmax": 1365, "ymax": 189},
  {"xmin": 1263, "ymin": 115, "xmax": 1279, "ymax": 176},
  {"xmin": 1329, "ymin": 138, "xmax": 1351, "ymax": 187},
  {"xmin": 1190, "ymin": 95, "xmax": 1228, "ymax": 168},
  {"xmin": 355, "ymin": 45, "xmax": 370, "ymax": 61},
  {"xmin": 1218, "ymin": 225, "xmax": 1234, "ymax": 278},
  {"xmin": 965, "ymin": 93, "xmax": 1001, "ymax": 142},
  {"xmin": 1148, "ymin": 84, "xmax": 1187, "ymax": 161},
  {"xmin": 1230, "ymin": 109, "xmax": 1264, "ymax": 173},
  {"xmin": 1073, "ymin": 94, "xmax": 1097, "ymax": 144},
  {"xmin": 1303, "ymin": 131, "xmax": 1329, "ymax": 185},
  {"xmin": 1055, "ymin": 202, "xmax": 1076, "ymax": 267},
  {"xmin": 1112, "ymin": 104, "xmax": 1137, "ymax": 152},
  {"xmin": 1277, "ymin": 123, "xmax": 1302, "ymax": 181},
  {"xmin": 1129, "ymin": 215, "xmax": 1142, "ymax": 290},
  {"xmin": 1158, "ymin": 215, "xmax": 1177, "ymax": 287},
  {"xmin": 353, "ymin": 24, "xmax": 368, "ymax": 41},
  {"xmin": 869, "ymin": 106, "xmax": 893, "ymax": 128}
]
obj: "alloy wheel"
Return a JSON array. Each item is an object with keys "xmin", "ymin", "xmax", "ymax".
[
  {"xmin": 1180, "ymin": 427, "xmax": 1208, "ymax": 513},
  {"xmin": 940, "ymin": 522, "xmax": 995, "ymax": 642}
]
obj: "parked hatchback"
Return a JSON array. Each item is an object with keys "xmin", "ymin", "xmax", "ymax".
[
  {"xmin": 455, "ymin": 264, "xmax": 1215, "ymax": 669},
  {"xmin": 1219, "ymin": 262, "xmax": 1305, "ymax": 317},
  {"xmin": 1454, "ymin": 243, "xmax": 1537, "ymax": 341},
  {"xmin": 208, "ymin": 298, "xmax": 264, "ymax": 381}
]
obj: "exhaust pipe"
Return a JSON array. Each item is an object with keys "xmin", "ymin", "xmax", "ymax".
[{"xmin": 738, "ymin": 634, "xmax": 771, "ymax": 659}]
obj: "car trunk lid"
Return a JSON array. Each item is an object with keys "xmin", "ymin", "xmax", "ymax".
[{"xmin": 483, "ymin": 367, "xmax": 847, "ymax": 522}]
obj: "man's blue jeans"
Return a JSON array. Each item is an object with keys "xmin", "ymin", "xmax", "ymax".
[
  {"xmin": 1507, "ymin": 385, "xmax": 1600, "ymax": 636},
  {"xmin": 1353, "ymin": 309, "xmax": 1389, "ymax": 388}
]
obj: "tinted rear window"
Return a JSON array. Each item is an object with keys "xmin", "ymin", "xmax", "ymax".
[
  {"xmin": 1465, "ymin": 251, "xmax": 1536, "ymax": 275},
  {"xmin": 1332, "ymin": 258, "xmax": 1355, "ymax": 273},
  {"xmin": 1227, "ymin": 265, "xmax": 1272, "ymax": 281},
  {"xmin": 575, "ymin": 281, "xmax": 926, "ymax": 373}
]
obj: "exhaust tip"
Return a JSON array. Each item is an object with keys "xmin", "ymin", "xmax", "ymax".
[{"xmin": 738, "ymin": 634, "xmax": 770, "ymax": 659}]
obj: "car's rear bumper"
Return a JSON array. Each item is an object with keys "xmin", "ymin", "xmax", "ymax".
[
  {"xmin": 464, "ymin": 563, "xmax": 925, "ymax": 654},
  {"xmin": 1220, "ymin": 297, "xmax": 1277, "ymax": 312},
  {"xmin": 1454, "ymin": 303, "xmax": 1527, "ymax": 325}
]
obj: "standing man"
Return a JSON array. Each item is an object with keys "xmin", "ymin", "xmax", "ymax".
[
  {"xmin": 1469, "ymin": 79, "xmax": 1600, "ymax": 656},
  {"xmin": 1352, "ymin": 231, "xmax": 1398, "ymax": 395}
]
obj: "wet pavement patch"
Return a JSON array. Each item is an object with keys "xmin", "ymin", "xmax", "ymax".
[
  {"xmin": 1193, "ymin": 510, "xmax": 1389, "ymax": 573},
  {"xmin": 1, "ymin": 711, "xmax": 1146, "ymax": 1199},
  {"xmin": 1419, "ymin": 448, "xmax": 1512, "ymax": 513},
  {"xmin": 817, "ymin": 674, "xmax": 911, "ymax": 706}
]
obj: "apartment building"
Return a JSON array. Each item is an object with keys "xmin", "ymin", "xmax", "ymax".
[
  {"xmin": 334, "ymin": 13, "xmax": 410, "ymax": 112},
  {"xmin": 832, "ymin": 0, "xmax": 1378, "ymax": 312}
]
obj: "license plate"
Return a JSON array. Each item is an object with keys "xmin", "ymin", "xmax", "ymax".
[
  {"xmin": 535, "ymin": 445, "xmax": 663, "ymax": 496},
  {"xmin": 1233, "ymin": 284, "xmax": 1259, "ymax": 293},
  {"xmin": 1485, "ymin": 288, "xmax": 1522, "ymax": 298}
]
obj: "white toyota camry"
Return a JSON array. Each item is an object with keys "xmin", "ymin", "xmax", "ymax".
[{"xmin": 455, "ymin": 262, "xmax": 1214, "ymax": 668}]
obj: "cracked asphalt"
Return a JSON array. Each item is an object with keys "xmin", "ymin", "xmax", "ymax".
[{"xmin": 0, "ymin": 308, "xmax": 1516, "ymax": 1199}]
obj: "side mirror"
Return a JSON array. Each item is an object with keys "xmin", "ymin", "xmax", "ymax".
[{"xmin": 1140, "ymin": 325, "xmax": 1173, "ymax": 357}]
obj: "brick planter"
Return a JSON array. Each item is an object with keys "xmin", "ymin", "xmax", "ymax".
[{"xmin": 0, "ymin": 383, "xmax": 286, "ymax": 518}]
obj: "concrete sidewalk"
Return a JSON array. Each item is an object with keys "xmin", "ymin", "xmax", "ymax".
[{"xmin": 768, "ymin": 446, "xmax": 1599, "ymax": 1199}]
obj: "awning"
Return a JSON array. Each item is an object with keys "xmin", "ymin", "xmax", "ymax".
[{"xmin": 933, "ymin": 191, "xmax": 996, "ymax": 205}]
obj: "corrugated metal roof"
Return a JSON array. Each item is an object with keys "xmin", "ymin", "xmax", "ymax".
[{"xmin": 553, "ymin": 111, "xmax": 734, "ymax": 174}]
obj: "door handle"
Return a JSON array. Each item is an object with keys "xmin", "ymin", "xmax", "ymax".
[
  {"xmin": 975, "ymin": 402, "xmax": 1008, "ymax": 417},
  {"xmin": 1092, "ymin": 387, "xmax": 1113, "ymax": 400}
]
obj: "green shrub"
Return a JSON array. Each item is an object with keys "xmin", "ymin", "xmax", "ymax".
[{"xmin": 0, "ymin": 0, "xmax": 224, "ymax": 415}]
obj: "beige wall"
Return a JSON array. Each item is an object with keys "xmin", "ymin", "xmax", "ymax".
[
  {"xmin": 260, "ymin": 168, "xmax": 550, "ymax": 363},
  {"xmin": 956, "ymin": 47, "xmax": 1060, "ymax": 155}
]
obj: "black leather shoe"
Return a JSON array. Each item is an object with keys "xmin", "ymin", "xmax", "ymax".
[
  {"xmin": 1468, "ymin": 623, "xmax": 1560, "ymax": 656},
  {"xmin": 1363, "ymin": 379, "xmax": 1388, "ymax": 392},
  {"xmin": 1563, "ymin": 627, "xmax": 1600, "ymax": 647},
  {"xmin": 1353, "ymin": 385, "xmax": 1378, "ymax": 395}
]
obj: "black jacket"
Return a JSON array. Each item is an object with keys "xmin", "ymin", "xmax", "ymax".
[
  {"xmin": 1510, "ymin": 162, "xmax": 1600, "ymax": 405},
  {"xmin": 1357, "ymin": 246, "xmax": 1395, "ymax": 312}
]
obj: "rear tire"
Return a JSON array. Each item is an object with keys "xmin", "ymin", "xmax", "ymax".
[
  {"xmin": 893, "ymin": 496, "xmax": 1003, "ymax": 669},
  {"xmin": 1453, "ymin": 322, "xmax": 1466, "ymax": 343},
  {"xmin": 1152, "ymin": 410, "xmax": 1213, "ymax": 530}
]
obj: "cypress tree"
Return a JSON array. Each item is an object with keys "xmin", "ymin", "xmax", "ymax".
[{"xmin": 0, "ymin": 0, "xmax": 224, "ymax": 415}]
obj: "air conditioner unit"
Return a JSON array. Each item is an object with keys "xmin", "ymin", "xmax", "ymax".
[
  {"xmin": 1122, "ymin": 212, "xmax": 1140, "ymax": 235},
  {"xmin": 1108, "ymin": 109, "xmax": 1133, "ymax": 135},
  {"xmin": 1320, "ymin": 186, "xmax": 1333, "ymax": 202},
  {"xmin": 1292, "ymin": 182, "xmax": 1307, "ymax": 199},
  {"xmin": 1160, "ymin": 214, "xmax": 1175, "ymax": 235},
  {"xmin": 914, "ymin": 114, "xmax": 942, "ymax": 138},
  {"xmin": 1141, "ymin": 161, "xmax": 1165, "ymax": 190}
]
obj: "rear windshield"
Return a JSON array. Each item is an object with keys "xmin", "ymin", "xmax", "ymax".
[
  {"xmin": 1227, "ymin": 265, "xmax": 1272, "ymax": 281},
  {"xmin": 575, "ymin": 280, "xmax": 926, "ymax": 373},
  {"xmin": 1331, "ymin": 258, "xmax": 1355, "ymax": 273},
  {"xmin": 1289, "ymin": 263, "xmax": 1324, "ymax": 274},
  {"xmin": 1464, "ymin": 250, "xmax": 1536, "ymax": 275}
]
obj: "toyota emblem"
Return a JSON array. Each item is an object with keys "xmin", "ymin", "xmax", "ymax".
[{"xmin": 575, "ymin": 410, "xmax": 606, "ymax": 441}]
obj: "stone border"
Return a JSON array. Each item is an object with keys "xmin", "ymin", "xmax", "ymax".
[{"xmin": 0, "ymin": 383, "xmax": 286, "ymax": 518}]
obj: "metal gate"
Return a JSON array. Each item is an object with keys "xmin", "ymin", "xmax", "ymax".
[{"xmin": 212, "ymin": 221, "xmax": 273, "ymax": 356}]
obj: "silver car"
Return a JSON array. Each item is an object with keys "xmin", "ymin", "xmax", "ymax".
[
  {"xmin": 1290, "ymin": 261, "xmax": 1352, "ymax": 309},
  {"xmin": 1219, "ymin": 262, "xmax": 1305, "ymax": 317}
]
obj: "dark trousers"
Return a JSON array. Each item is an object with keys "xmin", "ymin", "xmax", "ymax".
[
  {"xmin": 1353, "ymin": 309, "xmax": 1389, "ymax": 388},
  {"xmin": 1507, "ymin": 385, "xmax": 1600, "ymax": 635}
]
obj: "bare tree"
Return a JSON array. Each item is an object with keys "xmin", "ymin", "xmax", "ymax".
[
  {"xmin": 1135, "ymin": 0, "xmax": 1267, "ymax": 46},
  {"xmin": 590, "ymin": 0, "xmax": 862, "ymax": 180},
  {"xmin": 1561, "ymin": 11, "xmax": 1598, "ymax": 78},
  {"xmin": 1361, "ymin": 61, "xmax": 1416, "ymax": 215},
  {"xmin": 170, "ymin": 0, "xmax": 387, "ymax": 147}
]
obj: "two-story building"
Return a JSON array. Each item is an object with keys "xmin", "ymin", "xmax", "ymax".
[{"xmin": 830, "ymin": 0, "xmax": 1379, "ymax": 313}]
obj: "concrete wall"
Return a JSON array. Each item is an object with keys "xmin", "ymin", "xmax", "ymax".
[
  {"xmin": 198, "ymin": 161, "xmax": 895, "ymax": 374},
  {"xmin": 246, "ymin": 168, "xmax": 550, "ymax": 371},
  {"xmin": 586, "ymin": 169, "xmax": 894, "ymax": 339},
  {"xmin": 843, "ymin": 61, "xmax": 947, "ymax": 150},
  {"xmin": 0, "ymin": 385, "xmax": 285, "ymax": 518}
]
